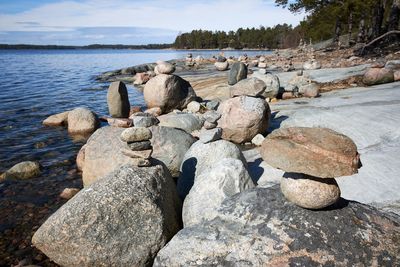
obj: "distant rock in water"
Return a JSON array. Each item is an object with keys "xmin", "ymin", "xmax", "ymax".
[
  {"xmin": 107, "ymin": 81, "xmax": 130, "ymax": 118},
  {"xmin": 143, "ymin": 74, "xmax": 197, "ymax": 113},
  {"xmin": 154, "ymin": 186, "xmax": 400, "ymax": 266},
  {"xmin": 228, "ymin": 62, "xmax": 247, "ymax": 85},
  {"xmin": 32, "ymin": 165, "xmax": 181, "ymax": 267}
]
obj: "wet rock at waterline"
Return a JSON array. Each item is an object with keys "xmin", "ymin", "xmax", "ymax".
[
  {"xmin": 154, "ymin": 186, "xmax": 400, "ymax": 266},
  {"xmin": 67, "ymin": 107, "xmax": 99, "ymax": 135},
  {"xmin": 32, "ymin": 165, "xmax": 181, "ymax": 267},
  {"xmin": 1, "ymin": 161, "xmax": 41, "ymax": 181},
  {"xmin": 42, "ymin": 111, "xmax": 69, "ymax": 126},
  {"xmin": 107, "ymin": 81, "xmax": 130, "ymax": 118}
]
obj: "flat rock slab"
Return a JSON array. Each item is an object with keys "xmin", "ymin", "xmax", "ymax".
[
  {"xmin": 154, "ymin": 186, "xmax": 400, "ymax": 266},
  {"xmin": 260, "ymin": 127, "xmax": 360, "ymax": 178},
  {"xmin": 246, "ymin": 81, "xmax": 400, "ymax": 210}
]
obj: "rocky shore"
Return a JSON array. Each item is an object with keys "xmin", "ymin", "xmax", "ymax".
[{"xmin": 2, "ymin": 46, "xmax": 400, "ymax": 266}]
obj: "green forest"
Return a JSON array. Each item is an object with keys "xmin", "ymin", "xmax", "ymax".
[{"xmin": 173, "ymin": 0, "xmax": 400, "ymax": 49}]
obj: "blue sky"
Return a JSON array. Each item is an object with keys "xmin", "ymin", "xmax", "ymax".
[{"xmin": 0, "ymin": 0, "xmax": 305, "ymax": 45}]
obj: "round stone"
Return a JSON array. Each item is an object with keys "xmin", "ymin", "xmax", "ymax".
[{"xmin": 280, "ymin": 173, "xmax": 340, "ymax": 209}]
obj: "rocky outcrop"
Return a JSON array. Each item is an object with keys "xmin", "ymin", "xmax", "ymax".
[
  {"xmin": 217, "ymin": 96, "xmax": 271, "ymax": 143},
  {"xmin": 107, "ymin": 81, "xmax": 130, "ymax": 118},
  {"xmin": 260, "ymin": 127, "xmax": 360, "ymax": 178},
  {"xmin": 182, "ymin": 158, "xmax": 254, "ymax": 227},
  {"xmin": 1, "ymin": 161, "xmax": 41, "ymax": 181},
  {"xmin": 150, "ymin": 126, "xmax": 196, "ymax": 177},
  {"xmin": 33, "ymin": 165, "xmax": 181, "ymax": 267},
  {"xmin": 143, "ymin": 74, "xmax": 196, "ymax": 113},
  {"xmin": 230, "ymin": 77, "xmax": 266, "ymax": 98},
  {"xmin": 177, "ymin": 140, "xmax": 246, "ymax": 199},
  {"xmin": 228, "ymin": 62, "xmax": 247, "ymax": 85},
  {"xmin": 157, "ymin": 113, "xmax": 203, "ymax": 133},
  {"xmin": 154, "ymin": 186, "xmax": 400, "ymax": 266},
  {"xmin": 67, "ymin": 107, "xmax": 99, "ymax": 135}
]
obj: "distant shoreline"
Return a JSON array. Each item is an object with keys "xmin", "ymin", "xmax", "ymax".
[{"xmin": 0, "ymin": 44, "xmax": 271, "ymax": 51}]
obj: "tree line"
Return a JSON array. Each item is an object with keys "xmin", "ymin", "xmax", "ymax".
[{"xmin": 173, "ymin": 0, "xmax": 400, "ymax": 49}]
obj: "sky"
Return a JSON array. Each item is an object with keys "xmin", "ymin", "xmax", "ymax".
[{"xmin": 0, "ymin": 0, "xmax": 305, "ymax": 45}]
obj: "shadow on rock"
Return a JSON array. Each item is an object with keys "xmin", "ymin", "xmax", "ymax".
[{"xmin": 247, "ymin": 158, "xmax": 264, "ymax": 185}]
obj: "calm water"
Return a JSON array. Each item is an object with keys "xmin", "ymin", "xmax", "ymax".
[{"xmin": 0, "ymin": 49, "xmax": 265, "ymax": 174}]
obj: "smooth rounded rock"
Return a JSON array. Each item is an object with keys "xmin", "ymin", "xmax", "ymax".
[
  {"xmin": 155, "ymin": 62, "xmax": 175, "ymax": 75},
  {"xmin": 215, "ymin": 61, "xmax": 229, "ymax": 71},
  {"xmin": 107, "ymin": 81, "xmax": 130, "ymax": 118},
  {"xmin": 230, "ymin": 77, "xmax": 266, "ymax": 97},
  {"xmin": 363, "ymin": 68, "xmax": 394, "ymax": 86},
  {"xmin": 280, "ymin": 173, "xmax": 341, "ymax": 209},
  {"xmin": 67, "ymin": 107, "xmax": 99, "ymax": 134},
  {"xmin": 120, "ymin": 127, "xmax": 152, "ymax": 142},
  {"xmin": 1, "ymin": 161, "xmax": 41, "ymax": 180}
]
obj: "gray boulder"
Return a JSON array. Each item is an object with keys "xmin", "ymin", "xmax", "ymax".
[
  {"xmin": 67, "ymin": 107, "xmax": 99, "ymax": 134},
  {"xmin": 230, "ymin": 77, "xmax": 266, "ymax": 97},
  {"xmin": 107, "ymin": 81, "xmax": 131, "ymax": 118},
  {"xmin": 32, "ymin": 165, "xmax": 181, "ymax": 267},
  {"xmin": 82, "ymin": 127, "xmax": 135, "ymax": 186},
  {"xmin": 154, "ymin": 186, "xmax": 400, "ymax": 266},
  {"xmin": 158, "ymin": 113, "xmax": 204, "ymax": 133},
  {"xmin": 143, "ymin": 74, "xmax": 196, "ymax": 113},
  {"xmin": 252, "ymin": 72, "xmax": 281, "ymax": 98},
  {"xmin": 228, "ymin": 62, "xmax": 248, "ymax": 85},
  {"xmin": 150, "ymin": 126, "xmax": 196, "ymax": 177},
  {"xmin": 177, "ymin": 140, "xmax": 246, "ymax": 199},
  {"xmin": 199, "ymin": 128, "xmax": 222, "ymax": 144},
  {"xmin": 182, "ymin": 158, "xmax": 254, "ymax": 227}
]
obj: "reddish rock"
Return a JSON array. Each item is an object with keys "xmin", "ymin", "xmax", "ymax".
[
  {"xmin": 145, "ymin": 107, "xmax": 162, "ymax": 117},
  {"xmin": 129, "ymin": 106, "xmax": 142, "ymax": 116},
  {"xmin": 60, "ymin": 188, "xmax": 80, "ymax": 199},
  {"xmin": 134, "ymin": 72, "xmax": 150, "ymax": 85},
  {"xmin": 106, "ymin": 117, "xmax": 133, "ymax": 128},
  {"xmin": 282, "ymin": 92, "xmax": 294, "ymax": 100},
  {"xmin": 260, "ymin": 127, "xmax": 360, "ymax": 178},
  {"xmin": 363, "ymin": 68, "xmax": 394, "ymax": 86},
  {"xmin": 394, "ymin": 70, "xmax": 400, "ymax": 81},
  {"xmin": 217, "ymin": 96, "xmax": 271, "ymax": 144}
]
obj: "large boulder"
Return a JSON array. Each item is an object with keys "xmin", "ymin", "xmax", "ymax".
[
  {"xmin": 1, "ymin": 161, "xmax": 41, "ymax": 180},
  {"xmin": 143, "ymin": 74, "xmax": 197, "ymax": 113},
  {"xmin": 228, "ymin": 62, "xmax": 248, "ymax": 85},
  {"xmin": 32, "ymin": 165, "xmax": 181, "ymax": 267},
  {"xmin": 177, "ymin": 140, "xmax": 246, "ymax": 199},
  {"xmin": 67, "ymin": 107, "xmax": 99, "ymax": 134},
  {"xmin": 157, "ymin": 113, "xmax": 203, "ymax": 133},
  {"xmin": 363, "ymin": 68, "xmax": 394, "ymax": 86},
  {"xmin": 182, "ymin": 158, "xmax": 254, "ymax": 227},
  {"xmin": 150, "ymin": 126, "xmax": 196, "ymax": 177},
  {"xmin": 154, "ymin": 186, "xmax": 400, "ymax": 266},
  {"xmin": 230, "ymin": 77, "xmax": 266, "ymax": 98},
  {"xmin": 82, "ymin": 126, "xmax": 136, "ymax": 186},
  {"xmin": 217, "ymin": 96, "xmax": 271, "ymax": 143},
  {"xmin": 260, "ymin": 127, "xmax": 360, "ymax": 178},
  {"xmin": 252, "ymin": 72, "xmax": 281, "ymax": 98},
  {"xmin": 107, "ymin": 81, "xmax": 131, "ymax": 118}
]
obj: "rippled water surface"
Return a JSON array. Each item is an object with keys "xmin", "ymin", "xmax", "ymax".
[{"xmin": 0, "ymin": 49, "xmax": 265, "ymax": 265}]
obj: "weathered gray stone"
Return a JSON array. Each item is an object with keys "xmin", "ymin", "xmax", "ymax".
[
  {"xmin": 228, "ymin": 62, "xmax": 248, "ymax": 85},
  {"xmin": 154, "ymin": 186, "xmax": 400, "ymax": 266},
  {"xmin": 203, "ymin": 121, "xmax": 217, "ymax": 129},
  {"xmin": 154, "ymin": 62, "xmax": 175, "ymax": 75},
  {"xmin": 150, "ymin": 126, "xmax": 196, "ymax": 177},
  {"xmin": 132, "ymin": 115, "xmax": 159, "ymax": 128},
  {"xmin": 107, "ymin": 81, "xmax": 130, "ymax": 118},
  {"xmin": 128, "ymin": 140, "xmax": 152, "ymax": 151},
  {"xmin": 230, "ymin": 77, "xmax": 266, "ymax": 97},
  {"xmin": 120, "ymin": 127, "xmax": 152, "ymax": 143},
  {"xmin": 177, "ymin": 140, "xmax": 246, "ymax": 199},
  {"xmin": 33, "ymin": 165, "xmax": 181, "ymax": 267},
  {"xmin": 67, "ymin": 107, "xmax": 99, "ymax": 134},
  {"xmin": 281, "ymin": 173, "xmax": 341, "ymax": 209},
  {"xmin": 203, "ymin": 110, "xmax": 221, "ymax": 124},
  {"xmin": 252, "ymin": 72, "xmax": 281, "ymax": 98},
  {"xmin": 158, "ymin": 113, "xmax": 203, "ymax": 133},
  {"xmin": 1, "ymin": 161, "xmax": 41, "ymax": 180},
  {"xmin": 182, "ymin": 158, "xmax": 254, "ymax": 227},
  {"xmin": 299, "ymin": 83, "xmax": 319, "ymax": 97},
  {"xmin": 199, "ymin": 128, "xmax": 222, "ymax": 144}
]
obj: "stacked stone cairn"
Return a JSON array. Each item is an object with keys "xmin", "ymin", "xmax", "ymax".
[
  {"xmin": 214, "ymin": 55, "xmax": 229, "ymax": 71},
  {"xmin": 120, "ymin": 127, "xmax": 153, "ymax": 167},
  {"xmin": 260, "ymin": 127, "xmax": 360, "ymax": 209},
  {"xmin": 258, "ymin": 56, "xmax": 267, "ymax": 69},
  {"xmin": 199, "ymin": 110, "xmax": 222, "ymax": 144}
]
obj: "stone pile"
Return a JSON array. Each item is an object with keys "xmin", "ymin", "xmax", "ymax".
[
  {"xmin": 214, "ymin": 55, "xmax": 229, "ymax": 71},
  {"xmin": 120, "ymin": 127, "xmax": 153, "ymax": 167},
  {"xmin": 260, "ymin": 127, "xmax": 360, "ymax": 209},
  {"xmin": 154, "ymin": 61, "xmax": 175, "ymax": 75},
  {"xmin": 258, "ymin": 56, "xmax": 267, "ymax": 68},
  {"xmin": 283, "ymin": 71, "xmax": 320, "ymax": 98}
]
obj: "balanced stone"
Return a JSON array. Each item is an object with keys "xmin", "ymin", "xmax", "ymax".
[
  {"xmin": 199, "ymin": 128, "xmax": 222, "ymax": 144},
  {"xmin": 107, "ymin": 81, "xmax": 130, "ymax": 118},
  {"xmin": 128, "ymin": 140, "xmax": 152, "ymax": 151},
  {"xmin": 120, "ymin": 127, "xmax": 152, "ymax": 143},
  {"xmin": 281, "ymin": 173, "xmax": 341, "ymax": 209},
  {"xmin": 260, "ymin": 127, "xmax": 360, "ymax": 178},
  {"xmin": 120, "ymin": 148, "xmax": 152, "ymax": 159},
  {"xmin": 228, "ymin": 62, "xmax": 248, "ymax": 85},
  {"xmin": 154, "ymin": 62, "xmax": 175, "ymax": 75}
]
